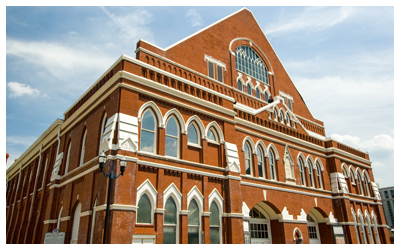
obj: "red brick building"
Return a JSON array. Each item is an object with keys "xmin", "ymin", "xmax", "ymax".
[{"xmin": 6, "ymin": 8, "xmax": 391, "ymax": 244}]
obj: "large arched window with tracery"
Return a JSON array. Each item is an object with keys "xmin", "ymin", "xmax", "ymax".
[
  {"xmin": 140, "ymin": 110, "xmax": 157, "ymax": 153},
  {"xmin": 235, "ymin": 46, "xmax": 269, "ymax": 84},
  {"xmin": 165, "ymin": 116, "xmax": 179, "ymax": 158}
]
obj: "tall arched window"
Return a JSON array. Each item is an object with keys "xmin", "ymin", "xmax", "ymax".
[
  {"xmin": 235, "ymin": 46, "xmax": 269, "ymax": 84},
  {"xmin": 359, "ymin": 213, "xmax": 367, "ymax": 244},
  {"xmin": 273, "ymin": 108, "xmax": 278, "ymax": 121},
  {"xmin": 307, "ymin": 159, "xmax": 315, "ymax": 188},
  {"xmin": 366, "ymin": 215, "xmax": 374, "ymax": 244},
  {"xmin": 363, "ymin": 173, "xmax": 371, "ymax": 197},
  {"xmin": 352, "ymin": 210, "xmax": 360, "ymax": 244},
  {"xmin": 244, "ymin": 143, "xmax": 252, "ymax": 175},
  {"xmin": 372, "ymin": 215, "xmax": 381, "ymax": 244},
  {"xmin": 268, "ymin": 149, "xmax": 276, "ymax": 180},
  {"xmin": 264, "ymin": 92, "xmax": 269, "ymax": 101},
  {"xmin": 99, "ymin": 114, "xmax": 107, "ymax": 154},
  {"xmin": 188, "ymin": 123, "xmax": 200, "ymax": 146},
  {"xmin": 71, "ymin": 202, "xmax": 81, "ymax": 244},
  {"xmin": 256, "ymin": 146, "xmax": 265, "ymax": 178},
  {"xmin": 165, "ymin": 116, "xmax": 179, "ymax": 158},
  {"xmin": 247, "ymin": 83, "xmax": 252, "ymax": 95},
  {"xmin": 80, "ymin": 129, "xmax": 87, "ymax": 166},
  {"xmin": 357, "ymin": 174, "xmax": 364, "ymax": 195},
  {"xmin": 188, "ymin": 199, "xmax": 200, "ymax": 244},
  {"xmin": 163, "ymin": 197, "xmax": 177, "ymax": 244},
  {"xmin": 256, "ymin": 88, "xmax": 260, "ymax": 99},
  {"xmin": 210, "ymin": 201, "xmax": 221, "ymax": 244},
  {"xmin": 140, "ymin": 110, "xmax": 157, "ymax": 153},
  {"xmin": 137, "ymin": 194, "xmax": 152, "ymax": 224},
  {"xmin": 316, "ymin": 162, "xmax": 323, "ymax": 189},
  {"xmin": 65, "ymin": 142, "xmax": 71, "ymax": 175},
  {"xmin": 299, "ymin": 158, "xmax": 306, "ymax": 186}
]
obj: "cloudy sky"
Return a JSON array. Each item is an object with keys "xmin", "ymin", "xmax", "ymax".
[{"xmin": 5, "ymin": 5, "xmax": 395, "ymax": 188}]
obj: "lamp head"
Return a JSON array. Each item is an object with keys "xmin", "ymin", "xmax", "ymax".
[
  {"xmin": 99, "ymin": 152, "xmax": 107, "ymax": 172},
  {"xmin": 120, "ymin": 156, "xmax": 127, "ymax": 176}
]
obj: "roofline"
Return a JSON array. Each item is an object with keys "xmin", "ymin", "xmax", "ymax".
[
  {"xmin": 6, "ymin": 118, "xmax": 64, "ymax": 174},
  {"xmin": 325, "ymin": 137, "xmax": 369, "ymax": 155}
]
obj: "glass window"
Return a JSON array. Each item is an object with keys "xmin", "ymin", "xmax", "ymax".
[
  {"xmin": 273, "ymin": 109, "xmax": 278, "ymax": 121},
  {"xmin": 364, "ymin": 174, "xmax": 370, "ymax": 196},
  {"xmin": 210, "ymin": 201, "xmax": 220, "ymax": 244},
  {"xmin": 188, "ymin": 199, "xmax": 200, "ymax": 244},
  {"xmin": 238, "ymin": 80, "xmax": 243, "ymax": 91},
  {"xmin": 256, "ymin": 88, "xmax": 260, "ymax": 99},
  {"xmin": 235, "ymin": 46, "xmax": 269, "ymax": 84},
  {"xmin": 188, "ymin": 123, "xmax": 199, "ymax": 145},
  {"xmin": 308, "ymin": 159, "xmax": 315, "ymax": 188},
  {"xmin": 316, "ymin": 163, "xmax": 323, "ymax": 189},
  {"xmin": 65, "ymin": 142, "xmax": 71, "ymax": 174},
  {"xmin": 165, "ymin": 117, "xmax": 179, "ymax": 158},
  {"xmin": 80, "ymin": 130, "xmax": 87, "ymax": 166},
  {"xmin": 140, "ymin": 110, "xmax": 156, "ymax": 153},
  {"xmin": 268, "ymin": 149, "xmax": 276, "ymax": 180},
  {"xmin": 207, "ymin": 129, "xmax": 217, "ymax": 142},
  {"xmin": 163, "ymin": 197, "xmax": 177, "ymax": 244},
  {"xmin": 257, "ymin": 146, "xmax": 264, "ymax": 178},
  {"xmin": 245, "ymin": 143, "xmax": 252, "ymax": 175},
  {"xmin": 247, "ymin": 84, "xmax": 252, "ymax": 95},
  {"xmin": 208, "ymin": 61, "xmax": 214, "ymax": 78},
  {"xmin": 358, "ymin": 175, "xmax": 364, "ymax": 195},
  {"xmin": 264, "ymin": 92, "xmax": 269, "ymax": 101},
  {"xmin": 279, "ymin": 111, "xmax": 284, "ymax": 123},
  {"xmin": 299, "ymin": 158, "xmax": 305, "ymax": 185},
  {"xmin": 217, "ymin": 65, "xmax": 223, "ymax": 82},
  {"xmin": 137, "ymin": 194, "xmax": 151, "ymax": 224}
]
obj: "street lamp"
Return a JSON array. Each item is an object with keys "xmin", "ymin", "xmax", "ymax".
[{"xmin": 98, "ymin": 152, "xmax": 127, "ymax": 244}]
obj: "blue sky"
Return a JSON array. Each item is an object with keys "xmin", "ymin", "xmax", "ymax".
[{"xmin": 5, "ymin": 5, "xmax": 395, "ymax": 188}]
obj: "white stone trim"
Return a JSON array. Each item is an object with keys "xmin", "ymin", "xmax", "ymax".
[
  {"xmin": 79, "ymin": 210, "xmax": 92, "ymax": 217},
  {"xmin": 43, "ymin": 219, "xmax": 58, "ymax": 224},
  {"xmin": 136, "ymin": 179, "xmax": 158, "ymax": 225},
  {"xmin": 60, "ymin": 216, "xmax": 70, "ymax": 222},
  {"xmin": 163, "ymin": 108, "xmax": 186, "ymax": 134}
]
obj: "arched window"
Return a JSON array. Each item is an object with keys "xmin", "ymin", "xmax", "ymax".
[
  {"xmin": 163, "ymin": 197, "xmax": 177, "ymax": 244},
  {"xmin": 307, "ymin": 159, "xmax": 315, "ymax": 187},
  {"xmin": 264, "ymin": 92, "xmax": 269, "ymax": 101},
  {"xmin": 256, "ymin": 146, "xmax": 265, "ymax": 178},
  {"xmin": 80, "ymin": 129, "xmax": 87, "ymax": 166},
  {"xmin": 247, "ymin": 83, "xmax": 252, "ymax": 95},
  {"xmin": 65, "ymin": 142, "xmax": 71, "ymax": 175},
  {"xmin": 71, "ymin": 202, "xmax": 81, "ymax": 244},
  {"xmin": 210, "ymin": 201, "xmax": 221, "ymax": 244},
  {"xmin": 235, "ymin": 46, "xmax": 269, "ymax": 84},
  {"xmin": 298, "ymin": 158, "xmax": 306, "ymax": 186},
  {"xmin": 137, "ymin": 194, "xmax": 152, "ymax": 224},
  {"xmin": 273, "ymin": 108, "xmax": 278, "ymax": 121},
  {"xmin": 279, "ymin": 110, "xmax": 284, "ymax": 123},
  {"xmin": 238, "ymin": 80, "xmax": 243, "ymax": 91},
  {"xmin": 357, "ymin": 174, "xmax": 364, "ymax": 195},
  {"xmin": 244, "ymin": 143, "xmax": 252, "ymax": 175},
  {"xmin": 363, "ymin": 173, "xmax": 371, "ymax": 197},
  {"xmin": 359, "ymin": 213, "xmax": 367, "ymax": 244},
  {"xmin": 350, "ymin": 166, "xmax": 356, "ymax": 184},
  {"xmin": 188, "ymin": 199, "xmax": 200, "ymax": 244},
  {"xmin": 316, "ymin": 162, "xmax": 323, "ymax": 189},
  {"xmin": 256, "ymin": 88, "xmax": 260, "ymax": 99},
  {"xmin": 140, "ymin": 110, "xmax": 157, "ymax": 153},
  {"xmin": 366, "ymin": 214, "xmax": 374, "ymax": 244},
  {"xmin": 207, "ymin": 128, "xmax": 218, "ymax": 143},
  {"xmin": 99, "ymin": 113, "xmax": 107, "ymax": 154},
  {"xmin": 188, "ymin": 123, "xmax": 200, "ymax": 145},
  {"xmin": 286, "ymin": 113, "xmax": 291, "ymax": 126},
  {"xmin": 352, "ymin": 210, "xmax": 360, "ymax": 244},
  {"xmin": 372, "ymin": 215, "xmax": 381, "ymax": 244},
  {"xmin": 165, "ymin": 116, "xmax": 179, "ymax": 158},
  {"xmin": 268, "ymin": 149, "xmax": 276, "ymax": 180}
]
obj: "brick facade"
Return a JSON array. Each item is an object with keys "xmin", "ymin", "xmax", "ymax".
[{"xmin": 6, "ymin": 8, "xmax": 390, "ymax": 244}]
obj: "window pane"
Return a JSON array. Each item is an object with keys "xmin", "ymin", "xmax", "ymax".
[
  {"xmin": 163, "ymin": 226, "xmax": 176, "ymax": 244},
  {"xmin": 188, "ymin": 227, "xmax": 199, "ymax": 244},
  {"xmin": 188, "ymin": 199, "xmax": 199, "ymax": 225},
  {"xmin": 210, "ymin": 202, "xmax": 220, "ymax": 226},
  {"xmin": 257, "ymin": 147, "xmax": 263, "ymax": 178},
  {"xmin": 210, "ymin": 227, "xmax": 220, "ymax": 244},
  {"xmin": 166, "ymin": 117, "xmax": 178, "ymax": 136},
  {"xmin": 208, "ymin": 61, "xmax": 214, "ymax": 78},
  {"xmin": 238, "ymin": 80, "xmax": 242, "ymax": 91},
  {"xmin": 142, "ymin": 110, "xmax": 155, "ymax": 131},
  {"xmin": 217, "ymin": 65, "xmax": 223, "ymax": 82},
  {"xmin": 256, "ymin": 89, "xmax": 260, "ymax": 99},
  {"xmin": 188, "ymin": 124, "xmax": 198, "ymax": 144},
  {"xmin": 137, "ymin": 194, "xmax": 151, "ymax": 223},
  {"xmin": 164, "ymin": 197, "xmax": 177, "ymax": 225},
  {"xmin": 207, "ymin": 129, "xmax": 217, "ymax": 142},
  {"xmin": 247, "ymin": 84, "xmax": 252, "ymax": 95},
  {"xmin": 165, "ymin": 136, "xmax": 178, "ymax": 157},
  {"xmin": 140, "ymin": 130, "xmax": 154, "ymax": 152}
]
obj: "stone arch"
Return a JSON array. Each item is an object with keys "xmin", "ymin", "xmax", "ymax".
[
  {"xmin": 138, "ymin": 101, "xmax": 164, "ymax": 128},
  {"xmin": 242, "ymin": 136, "xmax": 256, "ymax": 153},
  {"xmin": 185, "ymin": 115, "xmax": 206, "ymax": 140},
  {"xmin": 266, "ymin": 143, "xmax": 280, "ymax": 160},
  {"xmin": 205, "ymin": 121, "xmax": 224, "ymax": 143},
  {"xmin": 163, "ymin": 108, "xmax": 186, "ymax": 134}
]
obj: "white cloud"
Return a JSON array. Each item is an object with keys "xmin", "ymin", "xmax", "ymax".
[
  {"xmin": 7, "ymin": 82, "xmax": 40, "ymax": 98},
  {"xmin": 331, "ymin": 134, "xmax": 394, "ymax": 153},
  {"xmin": 186, "ymin": 9, "xmax": 202, "ymax": 27},
  {"xmin": 265, "ymin": 7, "xmax": 352, "ymax": 36}
]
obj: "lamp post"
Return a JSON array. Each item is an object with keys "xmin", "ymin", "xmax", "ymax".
[{"xmin": 98, "ymin": 152, "xmax": 127, "ymax": 244}]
